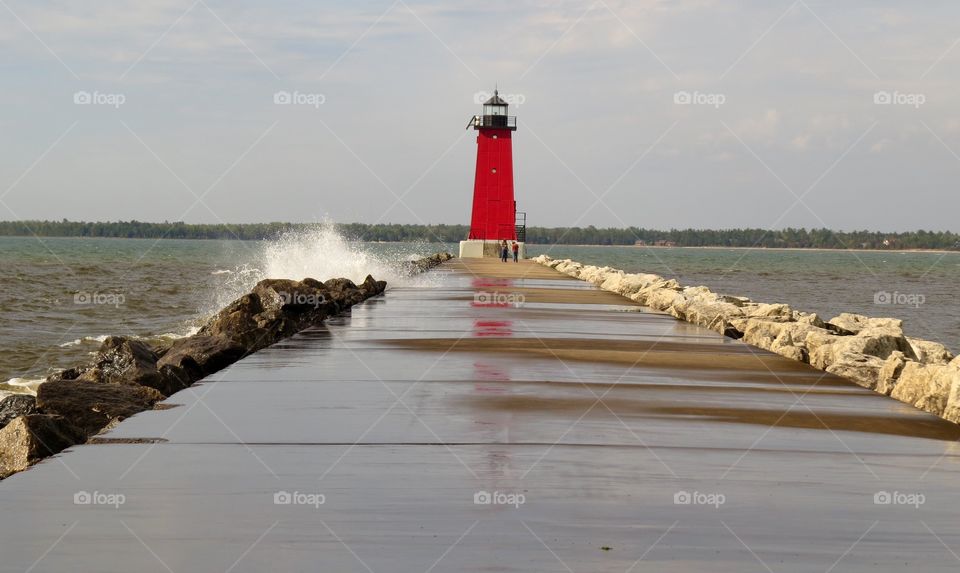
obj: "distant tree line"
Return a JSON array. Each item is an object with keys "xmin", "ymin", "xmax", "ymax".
[{"xmin": 0, "ymin": 220, "xmax": 958, "ymax": 250}]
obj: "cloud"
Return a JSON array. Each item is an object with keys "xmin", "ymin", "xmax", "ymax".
[
  {"xmin": 1, "ymin": 0, "xmax": 960, "ymax": 230},
  {"xmin": 736, "ymin": 109, "xmax": 781, "ymax": 141}
]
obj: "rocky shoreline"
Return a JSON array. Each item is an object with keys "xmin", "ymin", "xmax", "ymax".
[
  {"xmin": 533, "ymin": 255, "xmax": 960, "ymax": 425},
  {"xmin": 402, "ymin": 252, "xmax": 454, "ymax": 274},
  {"xmin": 0, "ymin": 273, "xmax": 387, "ymax": 479}
]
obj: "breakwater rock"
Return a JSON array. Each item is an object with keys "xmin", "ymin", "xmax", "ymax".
[
  {"xmin": 402, "ymin": 252, "xmax": 454, "ymax": 274},
  {"xmin": 0, "ymin": 274, "xmax": 387, "ymax": 478},
  {"xmin": 533, "ymin": 255, "xmax": 960, "ymax": 424}
]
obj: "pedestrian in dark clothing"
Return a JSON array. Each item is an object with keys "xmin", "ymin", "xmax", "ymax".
[{"xmin": 500, "ymin": 240, "xmax": 508, "ymax": 262}]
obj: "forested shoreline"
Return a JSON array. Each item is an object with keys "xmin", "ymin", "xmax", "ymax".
[{"xmin": 0, "ymin": 220, "xmax": 958, "ymax": 250}]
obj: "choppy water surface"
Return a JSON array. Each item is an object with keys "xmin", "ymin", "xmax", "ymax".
[
  {"xmin": 527, "ymin": 244, "xmax": 960, "ymax": 353},
  {"xmin": 0, "ymin": 226, "xmax": 450, "ymax": 398},
  {"xmin": 1, "ymin": 232, "xmax": 957, "ymax": 399}
]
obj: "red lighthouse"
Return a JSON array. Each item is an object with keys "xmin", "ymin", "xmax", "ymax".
[{"xmin": 459, "ymin": 90, "xmax": 524, "ymax": 258}]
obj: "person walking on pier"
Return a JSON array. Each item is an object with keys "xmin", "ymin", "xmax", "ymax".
[
  {"xmin": 511, "ymin": 241, "xmax": 519, "ymax": 262},
  {"xmin": 500, "ymin": 240, "xmax": 509, "ymax": 262}
]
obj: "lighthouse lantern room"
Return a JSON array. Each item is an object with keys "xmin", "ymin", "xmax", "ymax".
[{"xmin": 459, "ymin": 90, "xmax": 525, "ymax": 259}]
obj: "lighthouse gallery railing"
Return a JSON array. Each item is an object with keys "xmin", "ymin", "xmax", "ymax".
[{"xmin": 470, "ymin": 115, "xmax": 517, "ymax": 129}]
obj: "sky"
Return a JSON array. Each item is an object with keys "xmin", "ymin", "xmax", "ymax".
[{"xmin": 1, "ymin": 0, "xmax": 959, "ymax": 231}]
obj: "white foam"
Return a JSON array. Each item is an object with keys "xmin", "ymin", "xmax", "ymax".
[
  {"xmin": 260, "ymin": 223, "xmax": 405, "ymax": 285},
  {"xmin": 0, "ymin": 377, "xmax": 44, "ymax": 398},
  {"xmin": 59, "ymin": 334, "xmax": 110, "ymax": 348},
  {"xmin": 206, "ymin": 222, "xmax": 444, "ymax": 312},
  {"xmin": 155, "ymin": 326, "xmax": 201, "ymax": 339}
]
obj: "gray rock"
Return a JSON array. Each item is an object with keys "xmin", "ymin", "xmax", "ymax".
[
  {"xmin": 0, "ymin": 414, "xmax": 85, "ymax": 478},
  {"xmin": 156, "ymin": 335, "xmax": 247, "ymax": 382},
  {"xmin": 0, "ymin": 394, "xmax": 37, "ymax": 429},
  {"xmin": 403, "ymin": 252, "xmax": 454, "ymax": 274},
  {"xmin": 199, "ymin": 292, "xmax": 268, "ymax": 350},
  {"xmin": 36, "ymin": 379, "xmax": 164, "ymax": 436}
]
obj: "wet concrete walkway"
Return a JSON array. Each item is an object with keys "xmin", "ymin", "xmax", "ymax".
[{"xmin": 2, "ymin": 258, "xmax": 960, "ymax": 571}]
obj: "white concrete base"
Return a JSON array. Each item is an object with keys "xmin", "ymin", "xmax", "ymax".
[{"xmin": 459, "ymin": 240, "xmax": 526, "ymax": 259}]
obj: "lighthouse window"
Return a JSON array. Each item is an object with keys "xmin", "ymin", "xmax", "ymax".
[
  {"xmin": 491, "ymin": 168, "xmax": 497, "ymax": 173},
  {"xmin": 492, "ymin": 135, "xmax": 497, "ymax": 139}
]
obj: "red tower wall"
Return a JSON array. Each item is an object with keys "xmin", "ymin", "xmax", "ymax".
[{"xmin": 469, "ymin": 128, "xmax": 516, "ymax": 241}]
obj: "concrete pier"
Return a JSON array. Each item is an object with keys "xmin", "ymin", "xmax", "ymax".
[{"xmin": 2, "ymin": 258, "xmax": 960, "ymax": 571}]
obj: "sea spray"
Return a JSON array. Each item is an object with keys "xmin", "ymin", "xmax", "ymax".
[
  {"xmin": 0, "ymin": 377, "xmax": 45, "ymax": 400},
  {"xmin": 0, "ymin": 228, "xmax": 451, "ymax": 386},
  {"xmin": 261, "ymin": 223, "xmax": 404, "ymax": 286},
  {"xmin": 206, "ymin": 222, "xmax": 449, "ymax": 315}
]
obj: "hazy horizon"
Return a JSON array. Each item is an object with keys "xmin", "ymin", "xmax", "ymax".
[
  {"xmin": 1, "ymin": 219, "xmax": 959, "ymax": 235},
  {"xmin": 3, "ymin": 1, "xmax": 960, "ymax": 232}
]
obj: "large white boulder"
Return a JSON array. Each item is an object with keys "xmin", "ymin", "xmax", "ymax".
[
  {"xmin": 599, "ymin": 273, "xmax": 663, "ymax": 296},
  {"xmin": 827, "ymin": 313, "xmax": 903, "ymax": 335},
  {"xmin": 770, "ymin": 329, "xmax": 808, "ymax": 362},
  {"xmin": 809, "ymin": 324, "xmax": 914, "ymax": 370},
  {"xmin": 875, "ymin": 351, "xmax": 909, "ymax": 395},
  {"xmin": 825, "ymin": 353, "xmax": 886, "ymax": 390},
  {"xmin": 890, "ymin": 362, "xmax": 959, "ymax": 416},
  {"xmin": 644, "ymin": 287, "xmax": 687, "ymax": 312},
  {"xmin": 907, "ymin": 337, "xmax": 955, "ymax": 365},
  {"xmin": 942, "ymin": 368, "xmax": 960, "ymax": 423},
  {"xmin": 742, "ymin": 303, "xmax": 795, "ymax": 321}
]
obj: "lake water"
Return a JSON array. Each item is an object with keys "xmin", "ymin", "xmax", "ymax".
[{"xmin": 2, "ymin": 228, "xmax": 957, "ymax": 399}]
